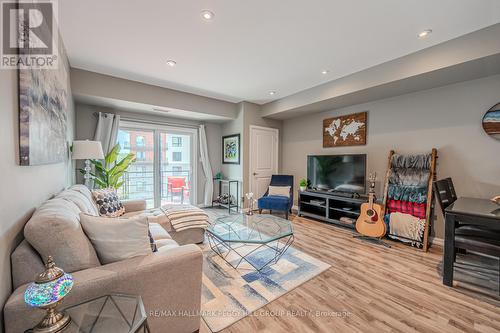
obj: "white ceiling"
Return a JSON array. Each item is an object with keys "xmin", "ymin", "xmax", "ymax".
[{"xmin": 59, "ymin": 0, "xmax": 500, "ymax": 105}]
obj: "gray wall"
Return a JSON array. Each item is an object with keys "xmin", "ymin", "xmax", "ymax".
[
  {"xmin": 242, "ymin": 102, "xmax": 282, "ymax": 196},
  {"xmin": 220, "ymin": 104, "xmax": 245, "ymax": 205},
  {"xmin": 0, "ymin": 68, "xmax": 75, "ymax": 330},
  {"xmin": 75, "ymin": 103, "xmax": 222, "ymax": 206},
  {"xmin": 282, "ymin": 74, "xmax": 500, "ymax": 239},
  {"xmin": 220, "ymin": 102, "xmax": 283, "ymax": 208}
]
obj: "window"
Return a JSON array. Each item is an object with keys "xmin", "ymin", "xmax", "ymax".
[
  {"xmin": 136, "ymin": 166, "xmax": 146, "ymax": 176},
  {"xmin": 117, "ymin": 125, "xmax": 195, "ymax": 208},
  {"xmin": 136, "ymin": 136, "xmax": 145, "ymax": 147},
  {"xmin": 136, "ymin": 151, "xmax": 146, "ymax": 160},
  {"xmin": 172, "ymin": 166, "xmax": 182, "ymax": 176},
  {"xmin": 172, "ymin": 151, "xmax": 182, "ymax": 162},
  {"xmin": 172, "ymin": 136, "xmax": 182, "ymax": 147},
  {"xmin": 136, "ymin": 180, "xmax": 147, "ymax": 192}
]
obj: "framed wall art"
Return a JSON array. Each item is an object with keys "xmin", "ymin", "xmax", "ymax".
[
  {"xmin": 222, "ymin": 134, "xmax": 240, "ymax": 164},
  {"xmin": 323, "ymin": 111, "xmax": 367, "ymax": 148}
]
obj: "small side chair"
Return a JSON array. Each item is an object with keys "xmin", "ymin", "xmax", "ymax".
[{"xmin": 257, "ymin": 175, "xmax": 294, "ymax": 219}]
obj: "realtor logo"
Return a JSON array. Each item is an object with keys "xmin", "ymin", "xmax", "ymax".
[{"xmin": 1, "ymin": 0, "xmax": 58, "ymax": 69}]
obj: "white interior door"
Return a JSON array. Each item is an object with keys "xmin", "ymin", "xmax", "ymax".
[{"xmin": 249, "ymin": 126, "xmax": 279, "ymax": 204}]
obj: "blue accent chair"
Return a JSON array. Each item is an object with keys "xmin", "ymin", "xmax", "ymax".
[{"xmin": 257, "ymin": 175, "xmax": 294, "ymax": 219}]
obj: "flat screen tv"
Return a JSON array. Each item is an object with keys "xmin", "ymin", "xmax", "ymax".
[{"xmin": 307, "ymin": 154, "xmax": 366, "ymax": 194}]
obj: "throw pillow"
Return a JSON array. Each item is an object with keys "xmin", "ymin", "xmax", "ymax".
[
  {"xmin": 268, "ymin": 186, "xmax": 291, "ymax": 197},
  {"xmin": 92, "ymin": 188, "xmax": 125, "ymax": 217},
  {"xmin": 79, "ymin": 213, "xmax": 152, "ymax": 264}
]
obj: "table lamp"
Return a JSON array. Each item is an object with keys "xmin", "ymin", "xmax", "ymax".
[
  {"xmin": 24, "ymin": 256, "xmax": 74, "ymax": 333},
  {"xmin": 72, "ymin": 140, "xmax": 104, "ymax": 189}
]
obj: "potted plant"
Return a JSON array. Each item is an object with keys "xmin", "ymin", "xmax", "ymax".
[
  {"xmin": 80, "ymin": 143, "xmax": 136, "ymax": 189},
  {"xmin": 299, "ymin": 178, "xmax": 308, "ymax": 192}
]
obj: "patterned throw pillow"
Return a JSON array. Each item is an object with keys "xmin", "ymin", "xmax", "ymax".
[{"xmin": 92, "ymin": 188, "xmax": 125, "ymax": 217}]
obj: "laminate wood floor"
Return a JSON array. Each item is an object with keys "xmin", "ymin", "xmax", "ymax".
[{"xmin": 201, "ymin": 215, "xmax": 500, "ymax": 333}]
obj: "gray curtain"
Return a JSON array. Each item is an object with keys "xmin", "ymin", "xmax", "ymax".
[
  {"xmin": 94, "ymin": 112, "xmax": 120, "ymax": 154},
  {"xmin": 199, "ymin": 124, "xmax": 213, "ymax": 206}
]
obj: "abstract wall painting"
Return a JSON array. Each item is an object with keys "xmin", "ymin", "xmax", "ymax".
[
  {"xmin": 222, "ymin": 134, "xmax": 240, "ymax": 164},
  {"xmin": 18, "ymin": 45, "xmax": 70, "ymax": 165}
]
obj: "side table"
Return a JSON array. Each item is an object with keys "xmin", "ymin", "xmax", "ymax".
[{"xmin": 41, "ymin": 294, "xmax": 150, "ymax": 333}]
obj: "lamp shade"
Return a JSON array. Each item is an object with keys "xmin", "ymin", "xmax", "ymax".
[
  {"xmin": 24, "ymin": 274, "xmax": 73, "ymax": 308},
  {"xmin": 72, "ymin": 140, "xmax": 104, "ymax": 160}
]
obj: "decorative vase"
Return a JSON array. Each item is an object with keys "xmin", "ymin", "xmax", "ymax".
[
  {"xmin": 245, "ymin": 192, "xmax": 254, "ymax": 215},
  {"xmin": 300, "ymin": 186, "xmax": 307, "ymax": 192}
]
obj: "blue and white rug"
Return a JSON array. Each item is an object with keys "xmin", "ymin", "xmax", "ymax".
[{"xmin": 200, "ymin": 210, "xmax": 330, "ymax": 332}]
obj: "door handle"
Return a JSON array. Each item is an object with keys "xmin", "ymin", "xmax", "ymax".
[{"xmin": 253, "ymin": 172, "xmax": 258, "ymax": 176}]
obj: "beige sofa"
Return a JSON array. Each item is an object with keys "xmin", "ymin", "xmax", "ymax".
[{"xmin": 3, "ymin": 185, "xmax": 203, "ymax": 333}]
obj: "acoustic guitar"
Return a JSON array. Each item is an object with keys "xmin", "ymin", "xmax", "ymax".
[{"xmin": 356, "ymin": 173, "xmax": 386, "ymax": 238}]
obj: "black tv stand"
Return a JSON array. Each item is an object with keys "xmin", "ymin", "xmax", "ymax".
[
  {"xmin": 298, "ymin": 190, "xmax": 367, "ymax": 229},
  {"xmin": 308, "ymin": 189, "xmax": 362, "ymax": 199}
]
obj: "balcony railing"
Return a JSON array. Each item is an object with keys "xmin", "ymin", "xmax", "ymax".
[{"xmin": 117, "ymin": 170, "xmax": 191, "ymax": 208}]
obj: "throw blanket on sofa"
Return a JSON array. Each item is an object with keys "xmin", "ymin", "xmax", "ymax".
[{"xmin": 160, "ymin": 205, "xmax": 209, "ymax": 232}]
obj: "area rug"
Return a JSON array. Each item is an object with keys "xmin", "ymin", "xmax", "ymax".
[{"xmin": 200, "ymin": 209, "xmax": 330, "ymax": 332}]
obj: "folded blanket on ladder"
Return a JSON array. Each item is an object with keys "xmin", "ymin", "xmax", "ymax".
[
  {"xmin": 160, "ymin": 204, "xmax": 210, "ymax": 232},
  {"xmin": 387, "ymin": 185, "xmax": 428, "ymax": 203},
  {"xmin": 388, "ymin": 212, "xmax": 425, "ymax": 246}
]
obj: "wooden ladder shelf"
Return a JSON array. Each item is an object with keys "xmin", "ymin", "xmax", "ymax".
[{"xmin": 381, "ymin": 148, "xmax": 438, "ymax": 252}]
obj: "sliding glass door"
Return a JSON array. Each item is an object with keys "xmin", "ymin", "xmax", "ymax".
[
  {"xmin": 116, "ymin": 128, "xmax": 155, "ymax": 207},
  {"xmin": 160, "ymin": 132, "xmax": 192, "ymax": 205},
  {"xmin": 116, "ymin": 122, "xmax": 197, "ymax": 208}
]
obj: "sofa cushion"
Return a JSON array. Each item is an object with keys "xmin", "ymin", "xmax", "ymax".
[
  {"xmin": 123, "ymin": 209, "xmax": 171, "ymax": 230},
  {"xmin": 121, "ymin": 211, "xmax": 141, "ymax": 218},
  {"xmin": 24, "ymin": 198, "xmax": 101, "ymax": 273},
  {"xmin": 149, "ymin": 223, "xmax": 171, "ymax": 240},
  {"xmin": 156, "ymin": 238, "xmax": 179, "ymax": 252},
  {"xmin": 11, "ymin": 240, "xmax": 45, "ymax": 289},
  {"xmin": 70, "ymin": 184, "xmax": 99, "ymax": 210},
  {"xmin": 258, "ymin": 195, "xmax": 290, "ymax": 211},
  {"xmin": 91, "ymin": 188, "xmax": 125, "ymax": 217},
  {"xmin": 57, "ymin": 188, "xmax": 99, "ymax": 215},
  {"xmin": 80, "ymin": 213, "xmax": 152, "ymax": 264}
]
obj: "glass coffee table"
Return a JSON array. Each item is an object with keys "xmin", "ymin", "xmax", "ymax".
[
  {"xmin": 206, "ymin": 214, "xmax": 294, "ymax": 272},
  {"xmin": 63, "ymin": 294, "xmax": 150, "ymax": 332}
]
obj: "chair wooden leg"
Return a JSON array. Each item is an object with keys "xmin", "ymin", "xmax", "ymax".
[
  {"xmin": 259, "ymin": 209, "xmax": 262, "ymax": 214},
  {"xmin": 285, "ymin": 211, "xmax": 289, "ymax": 220},
  {"xmin": 269, "ymin": 210, "xmax": 272, "ymax": 214}
]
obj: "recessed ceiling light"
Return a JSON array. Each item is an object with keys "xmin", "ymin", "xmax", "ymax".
[
  {"xmin": 418, "ymin": 29, "xmax": 432, "ymax": 39},
  {"xmin": 166, "ymin": 60, "xmax": 177, "ymax": 67},
  {"xmin": 321, "ymin": 70, "xmax": 329, "ymax": 75},
  {"xmin": 269, "ymin": 91, "xmax": 276, "ymax": 96},
  {"xmin": 201, "ymin": 10, "xmax": 215, "ymax": 21}
]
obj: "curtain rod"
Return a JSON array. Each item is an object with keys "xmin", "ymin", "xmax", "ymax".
[{"xmin": 93, "ymin": 112, "xmax": 201, "ymax": 129}]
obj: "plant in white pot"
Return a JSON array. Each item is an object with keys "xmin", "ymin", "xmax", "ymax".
[{"xmin": 299, "ymin": 178, "xmax": 308, "ymax": 192}]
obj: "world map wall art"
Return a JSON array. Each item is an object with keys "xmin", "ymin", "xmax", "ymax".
[{"xmin": 323, "ymin": 111, "xmax": 367, "ymax": 148}]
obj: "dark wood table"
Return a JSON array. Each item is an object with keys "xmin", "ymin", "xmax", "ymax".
[{"xmin": 443, "ymin": 197, "xmax": 500, "ymax": 286}]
